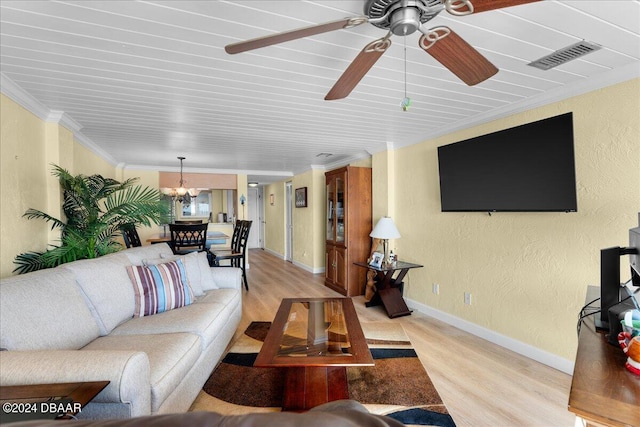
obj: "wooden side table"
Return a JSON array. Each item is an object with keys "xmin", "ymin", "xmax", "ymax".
[
  {"xmin": 354, "ymin": 261, "xmax": 423, "ymax": 318},
  {"xmin": 568, "ymin": 286, "xmax": 640, "ymax": 426},
  {"xmin": 0, "ymin": 381, "xmax": 109, "ymax": 423}
]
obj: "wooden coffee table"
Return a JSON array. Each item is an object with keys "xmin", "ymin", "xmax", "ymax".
[{"xmin": 254, "ymin": 297, "xmax": 374, "ymax": 411}]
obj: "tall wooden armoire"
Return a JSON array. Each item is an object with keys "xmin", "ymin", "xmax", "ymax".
[{"xmin": 325, "ymin": 166, "xmax": 372, "ymax": 296}]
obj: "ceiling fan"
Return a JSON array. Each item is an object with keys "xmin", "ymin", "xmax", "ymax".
[{"xmin": 225, "ymin": 0, "xmax": 541, "ymax": 100}]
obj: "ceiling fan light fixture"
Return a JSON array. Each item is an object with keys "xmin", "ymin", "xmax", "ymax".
[
  {"xmin": 366, "ymin": 0, "xmax": 444, "ymax": 32},
  {"xmin": 389, "ymin": 7, "xmax": 421, "ymax": 36}
]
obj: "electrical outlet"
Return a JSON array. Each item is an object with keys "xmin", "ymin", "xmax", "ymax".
[
  {"xmin": 432, "ymin": 283, "xmax": 439, "ymax": 295},
  {"xmin": 464, "ymin": 292, "xmax": 472, "ymax": 305}
]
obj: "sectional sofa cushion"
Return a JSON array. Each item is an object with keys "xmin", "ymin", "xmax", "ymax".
[
  {"xmin": 109, "ymin": 297, "xmax": 236, "ymax": 351},
  {"xmin": 122, "ymin": 244, "xmax": 175, "ymax": 266},
  {"xmin": 159, "ymin": 251, "xmax": 218, "ymax": 292},
  {"xmin": 59, "ymin": 252, "xmax": 134, "ymax": 335},
  {"xmin": 82, "ymin": 332, "xmax": 201, "ymax": 413},
  {"xmin": 127, "ymin": 260, "xmax": 194, "ymax": 317},
  {"xmin": 0, "ymin": 269, "xmax": 100, "ymax": 350},
  {"xmin": 196, "ymin": 288, "xmax": 239, "ymax": 307},
  {"xmin": 196, "ymin": 251, "xmax": 219, "ymax": 290}
]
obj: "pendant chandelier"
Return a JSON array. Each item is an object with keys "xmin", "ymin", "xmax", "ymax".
[{"xmin": 161, "ymin": 156, "xmax": 200, "ymax": 203}]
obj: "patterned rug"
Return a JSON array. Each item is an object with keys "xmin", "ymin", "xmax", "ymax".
[{"xmin": 191, "ymin": 321, "xmax": 456, "ymax": 427}]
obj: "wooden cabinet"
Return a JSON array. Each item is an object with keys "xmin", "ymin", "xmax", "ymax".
[{"xmin": 325, "ymin": 166, "xmax": 372, "ymax": 296}]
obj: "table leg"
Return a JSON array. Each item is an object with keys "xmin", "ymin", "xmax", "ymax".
[
  {"xmin": 378, "ymin": 287, "xmax": 412, "ymax": 318},
  {"xmin": 282, "ymin": 366, "xmax": 348, "ymax": 411}
]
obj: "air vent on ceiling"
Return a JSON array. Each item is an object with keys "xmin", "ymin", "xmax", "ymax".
[{"xmin": 528, "ymin": 41, "xmax": 601, "ymax": 71}]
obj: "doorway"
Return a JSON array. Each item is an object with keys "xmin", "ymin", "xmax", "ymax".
[{"xmin": 247, "ymin": 187, "xmax": 261, "ymax": 249}]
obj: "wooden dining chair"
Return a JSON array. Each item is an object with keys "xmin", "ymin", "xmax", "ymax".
[
  {"xmin": 210, "ymin": 220, "xmax": 252, "ymax": 291},
  {"xmin": 120, "ymin": 223, "xmax": 142, "ymax": 248},
  {"xmin": 174, "ymin": 220, "xmax": 203, "ymax": 224},
  {"xmin": 168, "ymin": 223, "xmax": 209, "ymax": 255}
]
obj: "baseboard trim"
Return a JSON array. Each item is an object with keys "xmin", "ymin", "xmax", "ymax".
[
  {"xmin": 261, "ymin": 248, "xmax": 325, "ymax": 274},
  {"xmin": 292, "ymin": 260, "xmax": 325, "ymax": 275},
  {"xmin": 405, "ymin": 297, "xmax": 575, "ymax": 375}
]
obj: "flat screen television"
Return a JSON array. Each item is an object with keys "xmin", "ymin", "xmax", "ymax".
[{"xmin": 438, "ymin": 113, "xmax": 577, "ymax": 212}]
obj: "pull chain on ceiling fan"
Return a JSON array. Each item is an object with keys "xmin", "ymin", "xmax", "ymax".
[
  {"xmin": 225, "ymin": 0, "xmax": 541, "ymax": 100},
  {"xmin": 401, "ymin": 32, "xmax": 411, "ymax": 111}
]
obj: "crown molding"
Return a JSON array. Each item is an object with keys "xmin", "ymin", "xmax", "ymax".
[
  {"xmin": 1, "ymin": 73, "xmax": 119, "ymax": 166},
  {"xmin": 320, "ymin": 150, "xmax": 372, "ymax": 172},
  {"xmin": 1, "ymin": 73, "xmax": 49, "ymax": 120},
  {"xmin": 394, "ymin": 63, "xmax": 640, "ymax": 150},
  {"xmin": 74, "ymin": 132, "xmax": 119, "ymax": 166},
  {"xmin": 47, "ymin": 110, "xmax": 83, "ymax": 133}
]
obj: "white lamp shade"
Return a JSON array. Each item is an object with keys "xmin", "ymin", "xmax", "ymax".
[{"xmin": 370, "ymin": 217, "xmax": 401, "ymax": 239}]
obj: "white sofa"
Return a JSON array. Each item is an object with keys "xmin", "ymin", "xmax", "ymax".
[{"xmin": 0, "ymin": 244, "xmax": 243, "ymax": 420}]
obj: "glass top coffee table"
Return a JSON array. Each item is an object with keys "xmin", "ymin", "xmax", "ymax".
[{"xmin": 254, "ymin": 297, "xmax": 373, "ymax": 411}]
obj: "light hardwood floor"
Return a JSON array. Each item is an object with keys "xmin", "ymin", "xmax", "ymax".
[{"xmin": 240, "ymin": 249, "xmax": 575, "ymax": 427}]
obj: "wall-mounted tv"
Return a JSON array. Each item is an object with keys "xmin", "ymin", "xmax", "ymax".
[{"xmin": 437, "ymin": 112, "xmax": 577, "ymax": 212}]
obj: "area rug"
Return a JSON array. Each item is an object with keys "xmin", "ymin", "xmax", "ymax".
[{"xmin": 191, "ymin": 321, "xmax": 456, "ymax": 427}]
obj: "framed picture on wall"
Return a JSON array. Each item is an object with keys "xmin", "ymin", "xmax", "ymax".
[{"xmin": 295, "ymin": 187, "xmax": 307, "ymax": 208}]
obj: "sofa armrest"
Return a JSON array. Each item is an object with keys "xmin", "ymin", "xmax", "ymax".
[
  {"xmin": 208, "ymin": 267, "xmax": 242, "ymax": 291},
  {"xmin": 0, "ymin": 350, "xmax": 151, "ymax": 417}
]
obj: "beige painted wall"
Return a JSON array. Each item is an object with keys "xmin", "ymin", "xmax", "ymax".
[
  {"xmin": 263, "ymin": 181, "xmax": 287, "ymax": 257},
  {"xmin": 1, "ymin": 94, "xmax": 48, "ymax": 277},
  {"xmin": 0, "ymin": 95, "xmax": 117, "ymax": 277},
  {"xmin": 75, "ymin": 143, "xmax": 115, "ymax": 179},
  {"xmin": 390, "ymin": 78, "xmax": 640, "ymax": 361},
  {"xmin": 291, "ymin": 168, "xmax": 326, "ymax": 271},
  {"xmin": 292, "ymin": 171, "xmax": 314, "ymax": 266},
  {"xmin": 120, "ymin": 168, "xmax": 162, "ymax": 244},
  {"xmin": 311, "ymin": 169, "xmax": 326, "ymax": 269}
]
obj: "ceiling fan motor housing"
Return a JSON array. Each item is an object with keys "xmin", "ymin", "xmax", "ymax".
[{"xmin": 365, "ymin": 0, "xmax": 444, "ymax": 36}]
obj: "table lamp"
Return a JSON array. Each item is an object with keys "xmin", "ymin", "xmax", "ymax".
[{"xmin": 370, "ymin": 216, "xmax": 401, "ymax": 267}]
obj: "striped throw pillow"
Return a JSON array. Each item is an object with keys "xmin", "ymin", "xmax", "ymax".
[{"xmin": 126, "ymin": 259, "xmax": 194, "ymax": 317}]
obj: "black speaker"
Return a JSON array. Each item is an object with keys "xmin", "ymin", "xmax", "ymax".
[{"xmin": 598, "ymin": 247, "xmax": 621, "ymax": 329}]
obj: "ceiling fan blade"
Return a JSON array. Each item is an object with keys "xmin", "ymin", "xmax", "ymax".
[
  {"xmin": 442, "ymin": 0, "xmax": 542, "ymax": 16},
  {"xmin": 225, "ymin": 17, "xmax": 367, "ymax": 54},
  {"xmin": 419, "ymin": 27, "xmax": 497, "ymax": 86},
  {"xmin": 325, "ymin": 36, "xmax": 391, "ymax": 101}
]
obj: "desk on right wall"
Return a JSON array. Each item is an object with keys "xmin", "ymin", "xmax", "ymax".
[{"xmin": 568, "ymin": 286, "xmax": 640, "ymax": 426}]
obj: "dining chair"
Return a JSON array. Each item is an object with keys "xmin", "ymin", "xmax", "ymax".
[
  {"xmin": 174, "ymin": 220, "xmax": 203, "ymax": 224},
  {"xmin": 210, "ymin": 220, "xmax": 252, "ymax": 291},
  {"xmin": 168, "ymin": 223, "xmax": 209, "ymax": 255},
  {"xmin": 120, "ymin": 223, "xmax": 142, "ymax": 248}
]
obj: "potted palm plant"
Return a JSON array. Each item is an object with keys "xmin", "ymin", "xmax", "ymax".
[{"xmin": 13, "ymin": 165, "xmax": 168, "ymax": 274}]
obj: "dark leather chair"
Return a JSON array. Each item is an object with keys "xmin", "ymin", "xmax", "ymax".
[
  {"xmin": 168, "ymin": 223, "xmax": 209, "ymax": 255},
  {"xmin": 120, "ymin": 223, "xmax": 142, "ymax": 248},
  {"xmin": 210, "ymin": 220, "xmax": 252, "ymax": 291}
]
